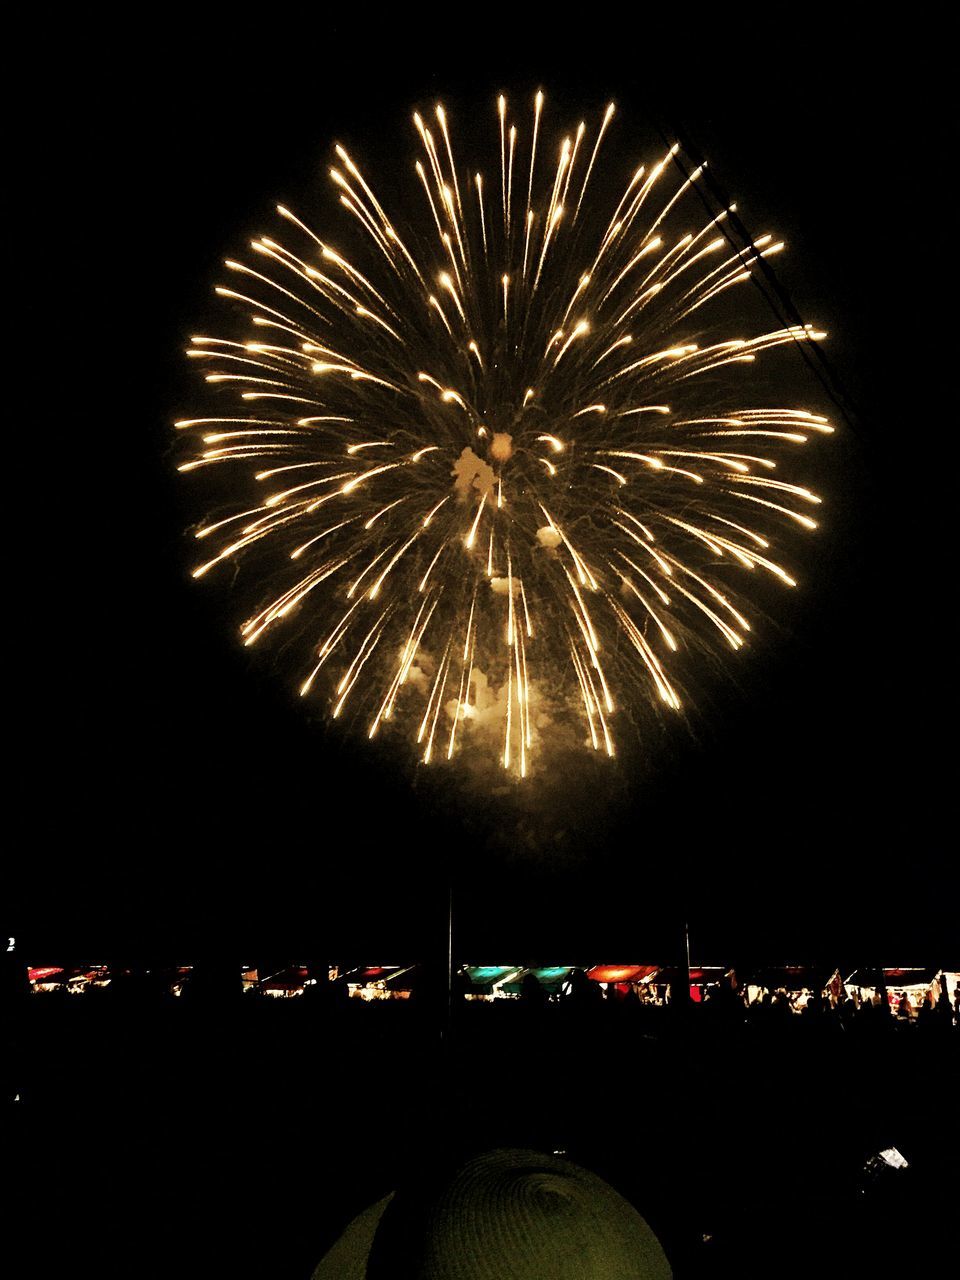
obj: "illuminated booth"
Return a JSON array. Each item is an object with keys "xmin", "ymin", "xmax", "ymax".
[
  {"xmin": 843, "ymin": 968, "xmax": 942, "ymax": 1015},
  {"xmin": 743, "ymin": 966, "xmax": 842, "ymax": 1010},
  {"xmin": 653, "ymin": 966, "xmax": 733, "ymax": 1004},
  {"xmin": 345, "ymin": 965, "xmax": 420, "ymax": 1000},
  {"xmin": 461, "ymin": 966, "xmax": 524, "ymax": 999},
  {"xmin": 29, "ymin": 966, "xmax": 65, "ymax": 992},
  {"xmin": 499, "ymin": 966, "xmax": 577, "ymax": 997},
  {"xmin": 586, "ymin": 965, "xmax": 660, "ymax": 997},
  {"xmin": 28, "ymin": 965, "xmax": 111, "ymax": 994},
  {"xmin": 259, "ymin": 965, "xmax": 310, "ymax": 997}
]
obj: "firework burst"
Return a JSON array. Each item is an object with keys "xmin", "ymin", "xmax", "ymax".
[{"xmin": 177, "ymin": 92, "xmax": 832, "ymax": 778}]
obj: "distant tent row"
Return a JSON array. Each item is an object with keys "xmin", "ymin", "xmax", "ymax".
[
  {"xmin": 23, "ymin": 963, "xmax": 960, "ymax": 1011},
  {"xmin": 245, "ymin": 964, "xmax": 420, "ymax": 999},
  {"xmin": 466, "ymin": 964, "xmax": 801, "ymax": 1004},
  {"xmin": 27, "ymin": 965, "xmax": 116, "ymax": 994},
  {"xmin": 345, "ymin": 965, "xmax": 419, "ymax": 1000},
  {"xmin": 464, "ymin": 966, "xmax": 574, "ymax": 997},
  {"xmin": 843, "ymin": 968, "xmax": 952, "ymax": 1012}
]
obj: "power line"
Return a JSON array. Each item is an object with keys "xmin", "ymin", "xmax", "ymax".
[{"xmin": 652, "ymin": 115, "xmax": 862, "ymax": 437}]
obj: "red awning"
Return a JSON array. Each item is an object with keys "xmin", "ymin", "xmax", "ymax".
[
  {"xmin": 586, "ymin": 965, "xmax": 659, "ymax": 984},
  {"xmin": 260, "ymin": 966, "xmax": 308, "ymax": 991}
]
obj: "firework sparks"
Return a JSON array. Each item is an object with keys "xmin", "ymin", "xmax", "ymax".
[{"xmin": 178, "ymin": 92, "xmax": 832, "ymax": 778}]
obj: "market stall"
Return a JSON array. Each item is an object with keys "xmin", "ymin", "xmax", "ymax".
[
  {"xmin": 461, "ymin": 966, "xmax": 524, "ymax": 999},
  {"xmin": 499, "ymin": 966, "xmax": 577, "ymax": 998},
  {"xmin": 744, "ymin": 966, "xmax": 842, "ymax": 1010},
  {"xmin": 345, "ymin": 965, "xmax": 419, "ymax": 1000},
  {"xmin": 585, "ymin": 964, "xmax": 660, "ymax": 997},
  {"xmin": 28, "ymin": 965, "xmax": 111, "ymax": 994},
  {"xmin": 843, "ymin": 968, "xmax": 941, "ymax": 1015},
  {"xmin": 652, "ymin": 966, "xmax": 733, "ymax": 1004},
  {"xmin": 258, "ymin": 965, "xmax": 309, "ymax": 998}
]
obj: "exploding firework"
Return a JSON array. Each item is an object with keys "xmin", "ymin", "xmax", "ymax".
[{"xmin": 177, "ymin": 92, "xmax": 832, "ymax": 778}]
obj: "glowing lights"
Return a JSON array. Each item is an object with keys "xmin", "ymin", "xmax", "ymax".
[{"xmin": 179, "ymin": 90, "xmax": 830, "ymax": 777}]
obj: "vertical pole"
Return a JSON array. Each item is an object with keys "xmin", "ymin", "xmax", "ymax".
[
  {"xmin": 676, "ymin": 918, "xmax": 692, "ymax": 1015},
  {"xmin": 445, "ymin": 873, "xmax": 454, "ymax": 1044}
]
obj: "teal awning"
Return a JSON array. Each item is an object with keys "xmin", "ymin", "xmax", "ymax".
[
  {"xmin": 501, "ymin": 966, "xmax": 575, "ymax": 995},
  {"xmin": 464, "ymin": 966, "xmax": 522, "ymax": 990}
]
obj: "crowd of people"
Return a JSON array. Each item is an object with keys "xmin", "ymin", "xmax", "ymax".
[
  {"xmin": 12, "ymin": 955, "xmax": 959, "ymax": 1279},
  {"xmin": 16, "ymin": 960, "xmax": 960, "ymax": 1039},
  {"xmin": 448, "ymin": 968, "xmax": 960, "ymax": 1042}
]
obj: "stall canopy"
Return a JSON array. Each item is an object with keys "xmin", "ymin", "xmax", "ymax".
[
  {"xmin": 29, "ymin": 965, "xmax": 111, "ymax": 993},
  {"xmin": 655, "ymin": 966, "xmax": 732, "ymax": 1002},
  {"xmin": 745, "ymin": 967, "xmax": 840, "ymax": 998},
  {"xmin": 500, "ymin": 966, "xmax": 575, "ymax": 995},
  {"xmin": 380, "ymin": 965, "xmax": 420, "ymax": 993},
  {"xmin": 463, "ymin": 966, "xmax": 523, "ymax": 993},
  {"xmin": 259, "ymin": 966, "xmax": 309, "ymax": 996},
  {"xmin": 586, "ymin": 965, "xmax": 659, "ymax": 986},
  {"xmin": 345, "ymin": 965, "xmax": 390, "ymax": 987},
  {"xmin": 844, "ymin": 968, "xmax": 940, "ymax": 997},
  {"xmin": 29, "ymin": 967, "xmax": 64, "ymax": 984},
  {"xmin": 345, "ymin": 965, "xmax": 419, "ymax": 997}
]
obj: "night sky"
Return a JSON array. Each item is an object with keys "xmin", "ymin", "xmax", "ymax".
[{"xmin": 20, "ymin": 22, "xmax": 951, "ymax": 967}]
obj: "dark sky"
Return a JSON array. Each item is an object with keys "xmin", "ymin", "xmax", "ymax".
[{"xmin": 18, "ymin": 21, "xmax": 952, "ymax": 966}]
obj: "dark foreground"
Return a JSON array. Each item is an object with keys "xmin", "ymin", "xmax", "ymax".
[{"xmin": 11, "ymin": 994, "xmax": 958, "ymax": 1279}]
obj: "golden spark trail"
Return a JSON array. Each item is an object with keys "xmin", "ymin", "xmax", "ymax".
[{"xmin": 179, "ymin": 89, "xmax": 833, "ymax": 777}]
